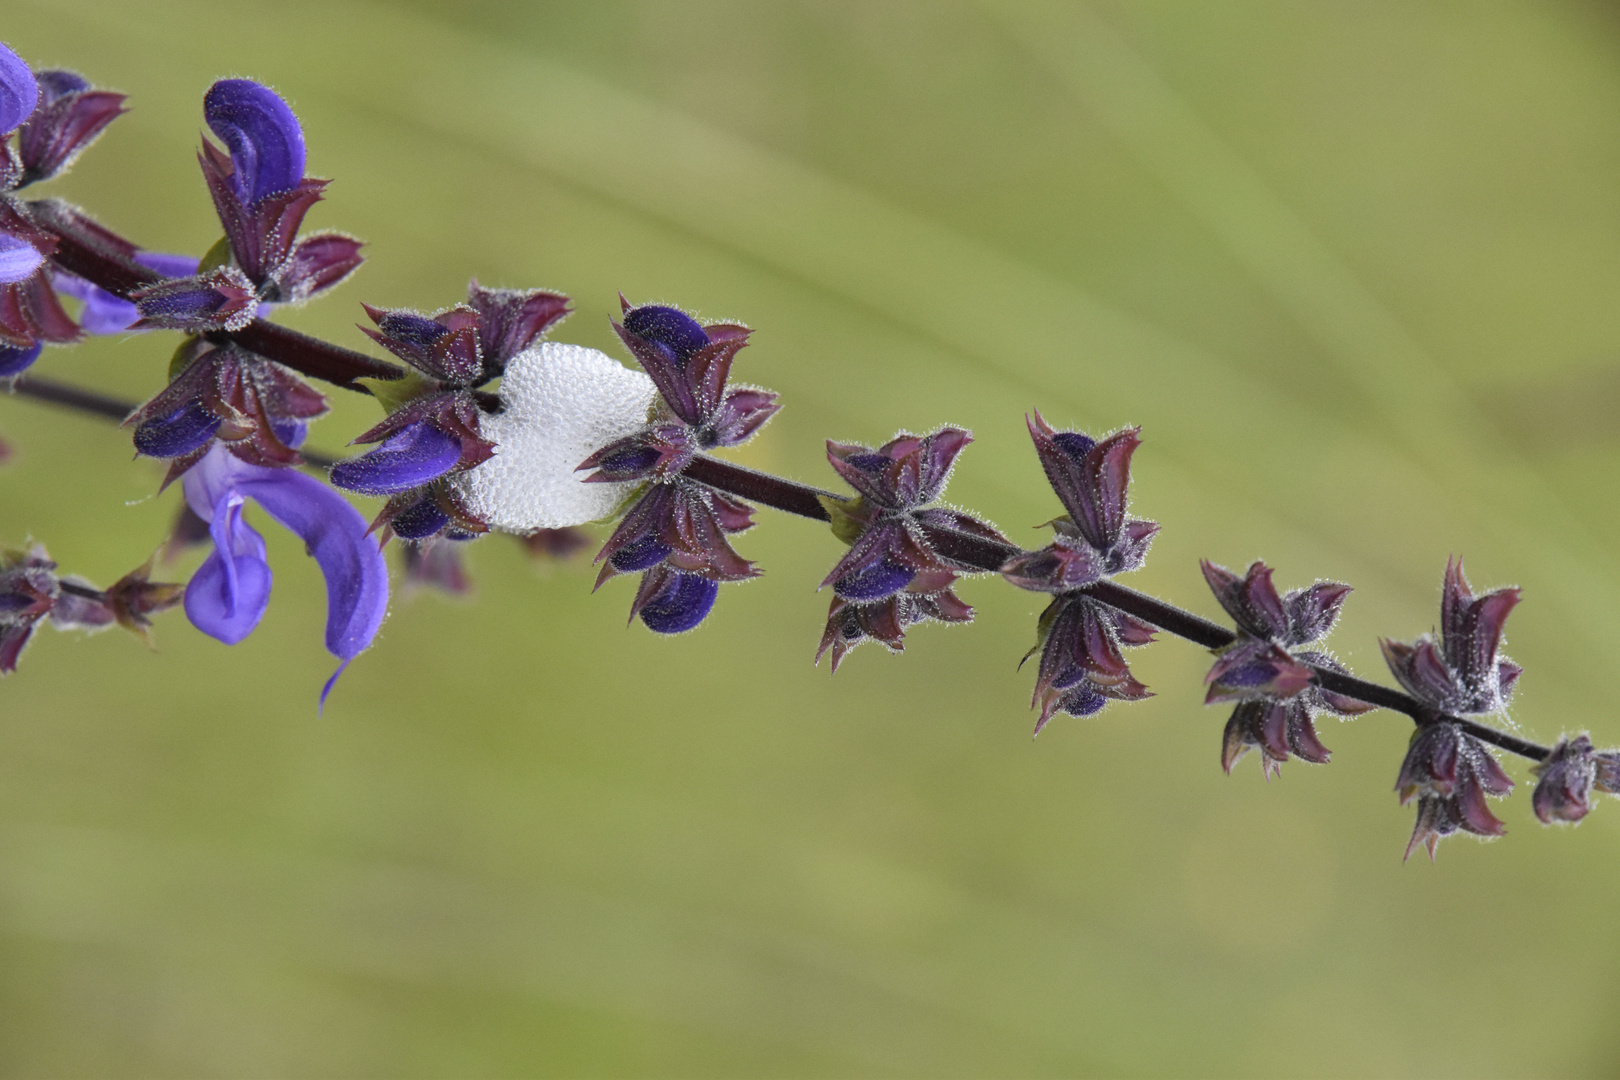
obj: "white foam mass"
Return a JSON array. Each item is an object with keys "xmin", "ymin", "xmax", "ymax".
[{"xmin": 454, "ymin": 342, "xmax": 657, "ymax": 531}]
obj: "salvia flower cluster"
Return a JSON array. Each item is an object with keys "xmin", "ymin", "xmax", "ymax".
[
  {"xmin": 816, "ymin": 427, "xmax": 1002, "ymax": 670},
  {"xmin": 5, "ymin": 38, "xmax": 1620, "ymax": 860},
  {"xmin": 1200, "ymin": 559, "xmax": 1371, "ymax": 777},
  {"xmin": 1001, "ymin": 416, "xmax": 1158, "ymax": 731},
  {"xmin": 328, "ymin": 282, "xmax": 569, "ymax": 540},
  {"xmin": 579, "ymin": 300, "xmax": 778, "ymax": 632}
]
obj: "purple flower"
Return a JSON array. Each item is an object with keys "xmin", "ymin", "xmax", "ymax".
[
  {"xmin": 1396, "ymin": 721, "xmax": 1514, "ymax": 860},
  {"xmin": 1380, "ymin": 557, "xmax": 1521, "ymax": 716},
  {"xmin": 328, "ymin": 282, "xmax": 570, "ymax": 541},
  {"xmin": 814, "ymin": 428, "xmax": 1005, "ymax": 669},
  {"xmin": 1003, "ymin": 415, "xmax": 1159, "ymax": 732},
  {"xmin": 631, "ymin": 564, "xmax": 718, "ymax": 634},
  {"xmin": 203, "ymin": 79, "xmax": 303, "ymax": 206},
  {"xmin": 130, "ymin": 265, "xmax": 257, "ymax": 332},
  {"xmin": 1531, "ymin": 734, "xmax": 1620, "ymax": 825},
  {"xmin": 135, "ymin": 79, "xmax": 360, "ymax": 330},
  {"xmin": 181, "ymin": 440, "xmax": 389, "ymax": 705},
  {"xmin": 579, "ymin": 299, "xmax": 778, "ymax": 633},
  {"xmin": 605, "ymin": 299, "xmax": 777, "ymax": 447},
  {"xmin": 127, "ymin": 340, "xmax": 329, "ymax": 486},
  {"xmin": 0, "ymin": 230, "xmax": 41, "ymax": 283},
  {"xmin": 0, "ymin": 338, "xmax": 40, "ymax": 378},
  {"xmin": 1200, "ymin": 559, "xmax": 1369, "ymax": 776}
]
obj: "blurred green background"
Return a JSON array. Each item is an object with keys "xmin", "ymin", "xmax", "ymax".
[{"xmin": 4, "ymin": 1, "xmax": 1620, "ymax": 1075}]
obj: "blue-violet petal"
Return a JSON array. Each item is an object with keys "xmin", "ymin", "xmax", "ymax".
[
  {"xmin": 203, "ymin": 79, "xmax": 305, "ymax": 204},
  {"xmin": 0, "ymin": 41, "xmax": 38, "ymax": 135},
  {"xmin": 639, "ymin": 572, "xmax": 717, "ymax": 634},
  {"xmin": 329, "ymin": 421, "xmax": 461, "ymax": 495}
]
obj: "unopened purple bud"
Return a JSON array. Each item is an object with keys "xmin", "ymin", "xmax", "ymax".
[
  {"xmin": 609, "ymin": 533, "xmax": 673, "ymax": 573},
  {"xmin": 330, "ymin": 421, "xmax": 461, "ymax": 495},
  {"xmin": 61, "ymin": 252, "xmax": 202, "ymax": 334},
  {"xmin": 390, "ymin": 496, "xmax": 450, "ymax": 541},
  {"xmin": 0, "ymin": 41, "xmax": 39, "ymax": 136},
  {"xmin": 833, "ymin": 558, "xmax": 916, "ymax": 602},
  {"xmin": 622, "ymin": 304, "xmax": 708, "ymax": 363},
  {"xmin": 0, "ymin": 339, "xmax": 41, "ymax": 378},
  {"xmin": 203, "ymin": 79, "xmax": 305, "ymax": 205},
  {"xmin": 592, "ymin": 443, "xmax": 666, "ymax": 478},
  {"xmin": 637, "ymin": 570, "xmax": 717, "ymax": 634},
  {"xmin": 131, "ymin": 267, "xmax": 256, "ymax": 332},
  {"xmin": 375, "ymin": 309, "xmax": 448, "ymax": 349},
  {"xmin": 1051, "ymin": 431, "xmax": 1097, "ymax": 460},
  {"xmin": 133, "ymin": 402, "xmax": 222, "ymax": 459},
  {"xmin": 1052, "ymin": 682, "xmax": 1108, "ymax": 719}
]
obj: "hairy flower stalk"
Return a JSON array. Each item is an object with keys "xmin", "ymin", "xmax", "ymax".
[{"xmin": 15, "ymin": 41, "xmax": 1613, "ymax": 863}]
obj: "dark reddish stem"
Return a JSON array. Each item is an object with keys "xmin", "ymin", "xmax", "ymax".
[{"xmin": 28, "ymin": 200, "xmax": 404, "ymax": 391}]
